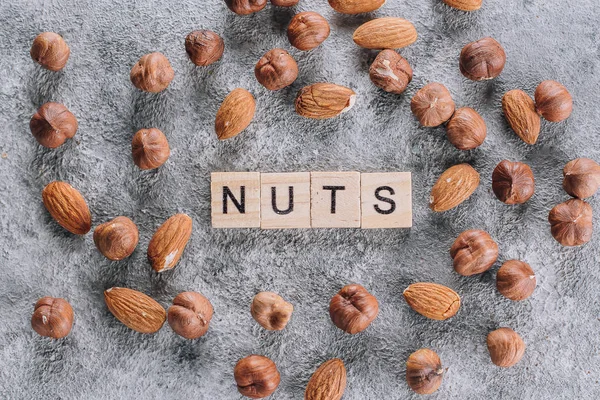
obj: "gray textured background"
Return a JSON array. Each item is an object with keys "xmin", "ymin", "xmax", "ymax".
[{"xmin": 1, "ymin": 0, "xmax": 600, "ymax": 399}]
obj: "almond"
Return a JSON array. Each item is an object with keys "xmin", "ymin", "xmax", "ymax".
[
  {"xmin": 403, "ymin": 283, "xmax": 461, "ymax": 321},
  {"xmin": 147, "ymin": 213, "xmax": 192, "ymax": 272},
  {"xmin": 328, "ymin": 0, "xmax": 385, "ymax": 14},
  {"xmin": 305, "ymin": 358, "xmax": 347, "ymax": 400},
  {"xmin": 442, "ymin": 0, "xmax": 483, "ymax": 11},
  {"xmin": 42, "ymin": 181, "xmax": 91, "ymax": 235},
  {"xmin": 104, "ymin": 287, "xmax": 166, "ymax": 333},
  {"xmin": 215, "ymin": 88, "xmax": 256, "ymax": 140},
  {"xmin": 295, "ymin": 83, "xmax": 356, "ymax": 119},
  {"xmin": 429, "ymin": 164, "xmax": 480, "ymax": 212},
  {"xmin": 353, "ymin": 17, "xmax": 418, "ymax": 50},
  {"xmin": 502, "ymin": 89, "xmax": 541, "ymax": 145}
]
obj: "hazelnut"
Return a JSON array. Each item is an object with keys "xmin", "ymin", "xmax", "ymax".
[
  {"xmin": 185, "ymin": 30, "xmax": 224, "ymax": 66},
  {"xmin": 271, "ymin": 0, "xmax": 298, "ymax": 5},
  {"xmin": 548, "ymin": 198, "xmax": 593, "ymax": 246},
  {"xmin": 450, "ymin": 229, "xmax": 499, "ymax": 276},
  {"xmin": 459, "ymin": 37, "xmax": 506, "ymax": 81},
  {"xmin": 487, "ymin": 327, "xmax": 526, "ymax": 368},
  {"xmin": 445, "ymin": 107, "xmax": 487, "ymax": 150},
  {"xmin": 234, "ymin": 355, "xmax": 280, "ymax": 398},
  {"xmin": 251, "ymin": 292, "xmax": 293, "ymax": 331},
  {"xmin": 225, "ymin": 0, "xmax": 267, "ymax": 15},
  {"xmin": 410, "ymin": 83, "xmax": 455, "ymax": 127},
  {"xmin": 287, "ymin": 12, "xmax": 330, "ymax": 51},
  {"xmin": 31, "ymin": 297, "xmax": 74, "ymax": 339},
  {"xmin": 130, "ymin": 52, "xmax": 174, "ymax": 93},
  {"xmin": 167, "ymin": 291, "xmax": 214, "ymax": 339},
  {"xmin": 502, "ymin": 89, "xmax": 541, "ymax": 145},
  {"xmin": 496, "ymin": 260, "xmax": 536, "ymax": 301},
  {"xmin": 491, "ymin": 160, "xmax": 535, "ymax": 204},
  {"xmin": 30, "ymin": 102, "xmax": 78, "ymax": 148},
  {"xmin": 30, "ymin": 32, "xmax": 70, "ymax": 71},
  {"xmin": 255, "ymin": 49, "xmax": 298, "ymax": 91},
  {"xmin": 534, "ymin": 80, "xmax": 573, "ymax": 122},
  {"xmin": 93, "ymin": 216, "xmax": 139, "ymax": 261},
  {"xmin": 563, "ymin": 158, "xmax": 600, "ymax": 199},
  {"xmin": 131, "ymin": 128, "xmax": 170, "ymax": 170},
  {"xmin": 369, "ymin": 50, "xmax": 413, "ymax": 94},
  {"xmin": 406, "ymin": 348, "xmax": 443, "ymax": 395},
  {"xmin": 329, "ymin": 284, "xmax": 379, "ymax": 334}
]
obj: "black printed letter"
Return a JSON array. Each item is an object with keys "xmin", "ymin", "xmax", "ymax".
[
  {"xmin": 323, "ymin": 186, "xmax": 345, "ymax": 214},
  {"xmin": 374, "ymin": 186, "xmax": 396, "ymax": 215},
  {"xmin": 223, "ymin": 186, "xmax": 245, "ymax": 214},
  {"xmin": 271, "ymin": 186, "xmax": 294, "ymax": 215}
]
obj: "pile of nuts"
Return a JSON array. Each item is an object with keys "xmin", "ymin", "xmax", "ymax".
[{"xmin": 27, "ymin": 0, "xmax": 594, "ymax": 397}]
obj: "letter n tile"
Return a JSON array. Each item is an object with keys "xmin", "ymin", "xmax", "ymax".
[{"xmin": 211, "ymin": 172, "xmax": 260, "ymax": 228}]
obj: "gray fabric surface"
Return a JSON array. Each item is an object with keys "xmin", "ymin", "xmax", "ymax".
[{"xmin": 1, "ymin": 0, "xmax": 600, "ymax": 398}]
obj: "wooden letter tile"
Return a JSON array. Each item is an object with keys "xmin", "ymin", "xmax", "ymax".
[
  {"xmin": 311, "ymin": 172, "xmax": 361, "ymax": 228},
  {"xmin": 211, "ymin": 172, "xmax": 260, "ymax": 228},
  {"xmin": 260, "ymin": 172, "xmax": 311, "ymax": 229},
  {"xmin": 361, "ymin": 172, "xmax": 412, "ymax": 229}
]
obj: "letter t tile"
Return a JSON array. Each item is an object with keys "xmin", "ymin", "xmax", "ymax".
[{"xmin": 311, "ymin": 171, "xmax": 361, "ymax": 228}]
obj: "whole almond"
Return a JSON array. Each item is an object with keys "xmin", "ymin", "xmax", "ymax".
[
  {"xmin": 430, "ymin": 164, "xmax": 480, "ymax": 212},
  {"xmin": 502, "ymin": 90, "xmax": 541, "ymax": 145},
  {"xmin": 215, "ymin": 88, "xmax": 256, "ymax": 140},
  {"xmin": 42, "ymin": 181, "xmax": 91, "ymax": 235},
  {"xmin": 147, "ymin": 214, "xmax": 192, "ymax": 272},
  {"xmin": 104, "ymin": 287, "xmax": 166, "ymax": 334},
  {"xmin": 403, "ymin": 282, "xmax": 461, "ymax": 320},
  {"xmin": 305, "ymin": 358, "xmax": 347, "ymax": 400},
  {"xmin": 328, "ymin": 0, "xmax": 385, "ymax": 14},
  {"xmin": 442, "ymin": 0, "xmax": 483, "ymax": 12},
  {"xmin": 353, "ymin": 18, "xmax": 418, "ymax": 50},
  {"xmin": 295, "ymin": 83, "xmax": 356, "ymax": 119}
]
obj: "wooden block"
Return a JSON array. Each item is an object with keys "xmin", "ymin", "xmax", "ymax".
[
  {"xmin": 311, "ymin": 172, "xmax": 361, "ymax": 228},
  {"xmin": 211, "ymin": 172, "xmax": 260, "ymax": 228},
  {"xmin": 260, "ymin": 172, "xmax": 311, "ymax": 229},
  {"xmin": 361, "ymin": 172, "xmax": 412, "ymax": 229}
]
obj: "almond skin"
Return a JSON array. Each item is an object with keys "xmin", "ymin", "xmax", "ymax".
[
  {"xmin": 442, "ymin": 0, "xmax": 482, "ymax": 11},
  {"xmin": 430, "ymin": 164, "xmax": 480, "ymax": 212},
  {"xmin": 93, "ymin": 216, "xmax": 139, "ymax": 261},
  {"xmin": 215, "ymin": 88, "xmax": 256, "ymax": 140},
  {"xmin": 104, "ymin": 287, "xmax": 166, "ymax": 334},
  {"xmin": 42, "ymin": 181, "xmax": 92, "ymax": 235},
  {"xmin": 147, "ymin": 214, "xmax": 193, "ymax": 272},
  {"xmin": 328, "ymin": 0, "xmax": 385, "ymax": 14},
  {"xmin": 295, "ymin": 83, "xmax": 356, "ymax": 119},
  {"xmin": 353, "ymin": 17, "xmax": 418, "ymax": 50},
  {"xmin": 502, "ymin": 89, "xmax": 541, "ymax": 144},
  {"xmin": 305, "ymin": 358, "xmax": 347, "ymax": 400},
  {"xmin": 403, "ymin": 282, "xmax": 461, "ymax": 320}
]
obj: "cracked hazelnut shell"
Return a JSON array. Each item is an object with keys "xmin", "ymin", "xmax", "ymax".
[
  {"xmin": 130, "ymin": 52, "xmax": 174, "ymax": 93},
  {"xmin": 168, "ymin": 291, "xmax": 214, "ymax": 339},
  {"xmin": 487, "ymin": 327, "xmax": 525, "ymax": 367},
  {"xmin": 411, "ymin": 83, "xmax": 455, "ymax": 127},
  {"xmin": 492, "ymin": 160, "xmax": 535, "ymax": 204},
  {"xmin": 131, "ymin": 128, "xmax": 170, "ymax": 170},
  {"xmin": 535, "ymin": 80, "xmax": 573, "ymax": 122},
  {"xmin": 548, "ymin": 198, "xmax": 592, "ymax": 246},
  {"xmin": 185, "ymin": 30, "xmax": 224, "ymax": 66},
  {"xmin": 329, "ymin": 284, "xmax": 378, "ymax": 334},
  {"xmin": 287, "ymin": 12, "xmax": 330, "ymax": 51},
  {"xmin": 31, "ymin": 297, "xmax": 74, "ymax": 339},
  {"xmin": 30, "ymin": 32, "xmax": 70, "ymax": 71},
  {"xmin": 251, "ymin": 292, "xmax": 293, "ymax": 331},
  {"xmin": 225, "ymin": 0, "xmax": 267, "ymax": 15},
  {"xmin": 30, "ymin": 102, "xmax": 78, "ymax": 148},
  {"xmin": 496, "ymin": 260, "xmax": 536, "ymax": 301},
  {"xmin": 369, "ymin": 50, "xmax": 413, "ymax": 94},
  {"xmin": 459, "ymin": 37, "xmax": 506, "ymax": 81},
  {"xmin": 450, "ymin": 229, "xmax": 498, "ymax": 276},
  {"xmin": 406, "ymin": 348, "xmax": 444, "ymax": 394},
  {"xmin": 563, "ymin": 158, "xmax": 600, "ymax": 199},
  {"xmin": 445, "ymin": 107, "xmax": 487, "ymax": 150},
  {"xmin": 255, "ymin": 48, "xmax": 298, "ymax": 91},
  {"xmin": 234, "ymin": 355, "xmax": 280, "ymax": 398},
  {"xmin": 93, "ymin": 216, "xmax": 139, "ymax": 261}
]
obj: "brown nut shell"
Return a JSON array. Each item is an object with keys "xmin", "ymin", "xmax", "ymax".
[
  {"xmin": 271, "ymin": 0, "xmax": 298, "ymax": 5},
  {"xmin": 492, "ymin": 160, "xmax": 535, "ymax": 204},
  {"xmin": 403, "ymin": 282, "xmax": 460, "ymax": 320},
  {"xmin": 295, "ymin": 83, "xmax": 356, "ymax": 119},
  {"xmin": 104, "ymin": 287, "xmax": 166, "ymax": 334},
  {"xmin": 487, "ymin": 327, "xmax": 526, "ymax": 367},
  {"xmin": 459, "ymin": 37, "xmax": 506, "ymax": 81},
  {"xmin": 442, "ymin": 0, "xmax": 482, "ymax": 11},
  {"xmin": 255, "ymin": 48, "xmax": 298, "ymax": 91},
  {"xmin": 548, "ymin": 199, "xmax": 592, "ymax": 246},
  {"xmin": 251, "ymin": 292, "xmax": 293, "ymax": 331},
  {"xmin": 328, "ymin": 0, "xmax": 385, "ymax": 14},
  {"xmin": 30, "ymin": 32, "xmax": 70, "ymax": 71},
  {"xmin": 42, "ymin": 181, "xmax": 92, "ymax": 235},
  {"xmin": 411, "ymin": 83, "xmax": 455, "ymax": 127},
  {"xmin": 147, "ymin": 214, "xmax": 193, "ymax": 272},
  {"xmin": 30, "ymin": 102, "xmax": 78, "ymax": 148},
  {"xmin": 406, "ymin": 348, "xmax": 444, "ymax": 395},
  {"xmin": 131, "ymin": 128, "xmax": 170, "ymax": 170},
  {"xmin": 502, "ymin": 89, "xmax": 541, "ymax": 144},
  {"xmin": 369, "ymin": 50, "xmax": 413, "ymax": 94},
  {"xmin": 93, "ymin": 217, "xmax": 139, "ymax": 261},
  {"xmin": 305, "ymin": 358, "xmax": 347, "ymax": 400},
  {"xmin": 288, "ymin": 12, "xmax": 330, "ymax": 51},
  {"xmin": 185, "ymin": 30, "xmax": 224, "ymax": 66},
  {"xmin": 234, "ymin": 355, "xmax": 280, "ymax": 398},
  {"xmin": 450, "ymin": 229, "xmax": 499, "ymax": 276},
  {"xmin": 353, "ymin": 17, "xmax": 418, "ymax": 50},
  {"xmin": 168, "ymin": 291, "xmax": 214, "ymax": 339},
  {"xmin": 215, "ymin": 88, "xmax": 256, "ymax": 140},
  {"xmin": 329, "ymin": 284, "xmax": 379, "ymax": 334},
  {"xmin": 563, "ymin": 158, "xmax": 600, "ymax": 199},
  {"xmin": 31, "ymin": 297, "xmax": 74, "ymax": 339},
  {"xmin": 496, "ymin": 260, "xmax": 536, "ymax": 301},
  {"xmin": 535, "ymin": 80, "xmax": 573, "ymax": 122},
  {"xmin": 445, "ymin": 107, "xmax": 486, "ymax": 150},
  {"xmin": 130, "ymin": 52, "xmax": 174, "ymax": 93},
  {"xmin": 429, "ymin": 164, "xmax": 480, "ymax": 212},
  {"xmin": 225, "ymin": 0, "xmax": 267, "ymax": 15}
]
